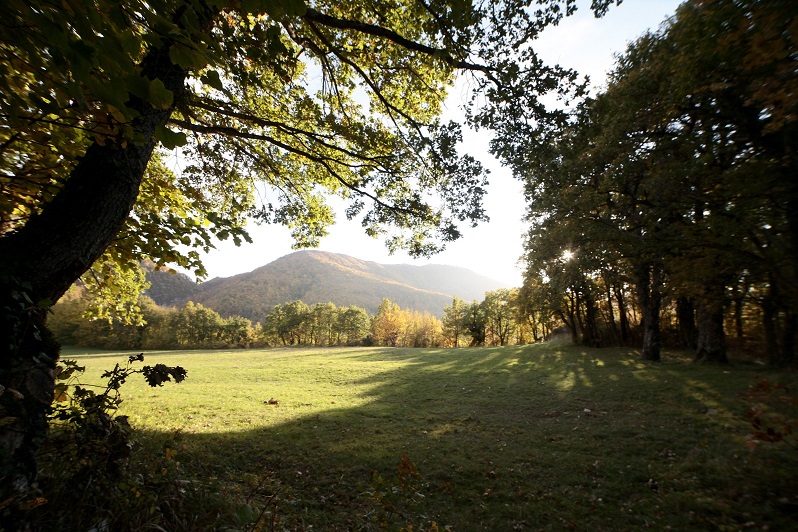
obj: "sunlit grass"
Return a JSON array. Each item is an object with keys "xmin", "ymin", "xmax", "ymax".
[{"xmin": 61, "ymin": 344, "xmax": 798, "ymax": 530}]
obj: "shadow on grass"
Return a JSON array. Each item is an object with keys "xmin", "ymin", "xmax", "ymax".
[{"xmin": 121, "ymin": 345, "xmax": 796, "ymax": 530}]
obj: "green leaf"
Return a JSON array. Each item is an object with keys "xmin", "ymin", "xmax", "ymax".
[
  {"xmin": 155, "ymin": 125, "xmax": 187, "ymax": 150},
  {"xmin": 84, "ymin": 76, "xmax": 129, "ymax": 111},
  {"xmin": 169, "ymin": 43, "xmax": 207, "ymax": 70},
  {"xmin": 118, "ymin": 29, "xmax": 143, "ymax": 56},
  {"xmin": 147, "ymin": 78, "xmax": 174, "ymax": 109},
  {"xmin": 125, "ymin": 74, "xmax": 151, "ymax": 100},
  {"xmin": 200, "ymin": 70, "xmax": 224, "ymax": 91}
]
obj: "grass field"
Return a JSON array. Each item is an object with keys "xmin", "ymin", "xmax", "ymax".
[{"xmin": 58, "ymin": 343, "xmax": 797, "ymax": 530}]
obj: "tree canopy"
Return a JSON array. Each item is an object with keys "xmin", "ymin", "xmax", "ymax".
[
  {"xmin": 510, "ymin": 0, "xmax": 798, "ymax": 363},
  {"xmin": 0, "ymin": 0, "xmax": 615, "ymax": 288}
]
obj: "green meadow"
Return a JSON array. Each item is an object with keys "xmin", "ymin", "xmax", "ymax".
[{"xmin": 56, "ymin": 344, "xmax": 797, "ymax": 530}]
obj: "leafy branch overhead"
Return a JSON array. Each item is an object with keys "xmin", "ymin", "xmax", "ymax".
[{"xmin": 1, "ymin": 0, "xmax": 616, "ymax": 278}]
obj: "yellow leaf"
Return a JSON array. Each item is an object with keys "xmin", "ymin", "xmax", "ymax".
[{"xmin": 54, "ymin": 387, "xmax": 69, "ymax": 402}]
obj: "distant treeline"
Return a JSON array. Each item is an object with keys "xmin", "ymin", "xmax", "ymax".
[
  {"xmin": 53, "ymin": 281, "xmax": 775, "ymax": 359},
  {"xmin": 50, "ymin": 292, "xmax": 445, "ymax": 349},
  {"xmin": 50, "ymin": 288, "xmax": 536, "ymax": 350}
]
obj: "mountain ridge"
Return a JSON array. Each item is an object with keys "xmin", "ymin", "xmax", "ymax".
[{"xmin": 145, "ymin": 250, "xmax": 510, "ymax": 320}]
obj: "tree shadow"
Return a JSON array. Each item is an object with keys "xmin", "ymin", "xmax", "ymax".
[{"xmin": 123, "ymin": 345, "xmax": 795, "ymax": 530}]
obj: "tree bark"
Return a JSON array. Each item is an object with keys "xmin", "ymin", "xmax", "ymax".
[
  {"xmin": 583, "ymin": 288, "xmax": 601, "ymax": 347},
  {"xmin": 694, "ymin": 288, "xmax": 728, "ymax": 364},
  {"xmin": 636, "ymin": 262, "xmax": 663, "ymax": 362},
  {"xmin": 676, "ymin": 296, "xmax": 697, "ymax": 350},
  {"xmin": 781, "ymin": 311, "xmax": 796, "ymax": 366},
  {"xmin": 574, "ymin": 291, "xmax": 585, "ymax": 343},
  {"xmin": 762, "ymin": 282, "xmax": 781, "ymax": 366},
  {"xmin": 556, "ymin": 304, "xmax": 578, "ymax": 344},
  {"xmin": 605, "ymin": 283, "xmax": 619, "ymax": 345},
  {"xmin": 0, "ymin": 24, "xmax": 193, "ymax": 507},
  {"xmin": 615, "ymin": 286, "xmax": 631, "ymax": 343}
]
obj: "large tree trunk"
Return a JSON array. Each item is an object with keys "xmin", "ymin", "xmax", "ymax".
[
  {"xmin": 694, "ymin": 288, "xmax": 728, "ymax": 364},
  {"xmin": 636, "ymin": 262, "xmax": 663, "ymax": 362},
  {"xmin": 0, "ymin": 29, "xmax": 192, "ymax": 508},
  {"xmin": 582, "ymin": 288, "xmax": 601, "ymax": 347},
  {"xmin": 0, "ymin": 301, "xmax": 58, "ymax": 513}
]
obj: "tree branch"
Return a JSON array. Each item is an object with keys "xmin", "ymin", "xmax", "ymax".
[
  {"xmin": 170, "ymin": 118, "xmax": 419, "ymax": 217},
  {"xmin": 303, "ymin": 8, "xmax": 493, "ymax": 75},
  {"xmin": 189, "ymin": 98, "xmax": 396, "ymax": 167}
]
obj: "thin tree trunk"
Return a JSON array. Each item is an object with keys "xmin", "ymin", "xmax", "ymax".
[
  {"xmin": 527, "ymin": 316, "xmax": 539, "ymax": 343},
  {"xmin": 574, "ymin": 291, "xmax": 586, "ymax": 344},
  {"xmin": 762, "ymin": 284, "xmax": 781, "ymax": 366},
  {"xmin": 615, "ymin": 286, "xmax": 631, "ymax": 343},
  {"xmin": 733, "ymin": 296, "xmax": 744, "ymax": 340},
  {"xmin": 605, "ymin": 283, "xmax": 619, "ymax": 345},
  {"xmin": 558, "ymin": 300, "xmax": 578, "ymax": 344}
]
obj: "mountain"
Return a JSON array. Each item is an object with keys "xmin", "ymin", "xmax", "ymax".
[
  {"xmin": 145, "ymin": 250, "xmax": 510, "ymax": 320},
  {"xmin": 141, "ymin": 261, "xmax": 201, "ymax": 307}
]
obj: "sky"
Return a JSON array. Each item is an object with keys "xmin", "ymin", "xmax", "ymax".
[{"xmin": 191, "ymin": 0, "xmax": 683, "ymax": 287}]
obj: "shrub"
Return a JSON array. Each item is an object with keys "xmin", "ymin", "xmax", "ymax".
[{"xmin": 21, "ymin": 355, "xmax": 248, "ymax": 530}]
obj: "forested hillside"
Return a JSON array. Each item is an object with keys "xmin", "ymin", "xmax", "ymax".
[
  {"xmin": 141, "ymin": 261, "xmax": 200, "ymax": 307},
  {"xmin": 145, "ymin": 250, "xmax": 507, "ymax": 320}
]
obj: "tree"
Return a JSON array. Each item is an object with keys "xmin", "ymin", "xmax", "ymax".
[
  {"xmin": 336, "ymin": 305, "xmax": 370, "ymax": 345},
  {"xmin": 649, "ymin": 0, "xmax": 798, "ymax": 364},
  {"xmin": 0, "ymin": 0, "xmax": 619, "ymax": 507},
  {"xmin": 308, "ymin": 302, "xmax": 338, "ymax": 346},
  {"xmin": 517, "ymin": 277, "xmax": 556, "ymax": 342},
  {"xmin": 48, "ymin": 292, "xmax": 267, "ymax": 350},
  {"xmin": 263, "ymin": 300, "xmax": 309, "ymax": 345},
  {"xmin": 222, "ymin": 316, "xmax": 254, "ymax": 348},
  {"xmin": 406, "ymin": 310, "xmax": 443, "ymax": 347},
  {"xmin": 482, "ymin": 289, "xmax": 516, "ymax": 346},
  {"xmin": 171, "ymin": 301, "xmax": 227, "ymax": 347},
  {"xmin": 592, "ymin": 0, "xmax": 798, "ymax": 363},
  {"xmin": 462, "ymin": 300, "xmax": 487, "ymax": 347},
  {"xmin": 510, "ymin": 0, "xmax": 797, "ymax": 364},
  {"xmin": 442, "ymin": 296, "xmax": 468, "ymax": 347},
  {"xmin": 371, "ymin": 298, "xmax": 405, "ymax": 347}
]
